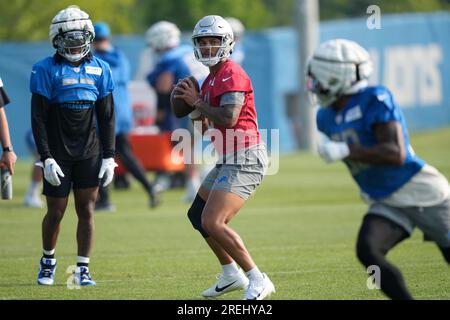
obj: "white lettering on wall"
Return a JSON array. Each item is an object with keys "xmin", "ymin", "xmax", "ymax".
[{"xmin": 384, "ymin": 44, "xmax": 443, "ymax": 108}]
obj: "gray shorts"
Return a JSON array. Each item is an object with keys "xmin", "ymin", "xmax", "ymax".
[
  {"xmin": 201, "ymin": 144, "xmax": 268, "ymax": 200},
  {"xmin": 368, "ymin": 197, "xmax": 450, "ymax": 247}
]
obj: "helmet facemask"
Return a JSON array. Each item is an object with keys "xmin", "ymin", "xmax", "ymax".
[
  {"xmin": 53, "ymin": 30, "xmax": 93, "ymax": 62},
  {"xmin": 306, "ymin": 70, "xmax": 337, "ymax": 107},
  {"xmin": 193, "ymin": 35, "xmax": 234, "ymax": 67}
]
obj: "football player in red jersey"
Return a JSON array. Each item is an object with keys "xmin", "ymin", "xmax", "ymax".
[{"xmin": 175, "ymin": 15, "xmax": 275, "ymax": 300}]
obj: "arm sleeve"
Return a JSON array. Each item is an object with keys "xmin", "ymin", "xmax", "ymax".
[
  {"xmin": 95, "ymin": 93, "xmax": 116, "ymax": 158},
  {"xmin": 219, "ymin": 91, "xmax": 245, "ymax": 107},
  {"xmin": 31, "ymin": 93, "xmax": 53, "ymax": 161}
]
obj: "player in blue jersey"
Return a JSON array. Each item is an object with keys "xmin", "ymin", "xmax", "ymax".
[
  {"xmin": 93, "ymin": 22, "xmax": 160, "ymax": 210},
  {"xmin": 146, "ymin": 21, "xmax": 192, "ymax": 133},
  {"xmin": 146, "ymin": 21, "xmax": 208, "ymax": 201},
  {"xmin": 307, "ymin": 39, "xmax": 450, "ymax": 300},
  {"xmin": 31, "ymin": 6, "xmax": 117, "ymax": 286}
]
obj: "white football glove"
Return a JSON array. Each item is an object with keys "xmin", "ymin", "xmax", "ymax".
[
  {"xmin": 43, "ymin": 158, "xmax": 65, "ymax": 186},
  {"xmin": 98, "ymin": 158, "xmax": 118, "ymax": 187},
  {"xmin": 317, "ymin": 132, "xmax": 350, "ymax": 163}
]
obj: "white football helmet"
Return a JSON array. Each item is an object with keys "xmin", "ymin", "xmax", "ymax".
[
  {"xmin": 225, "ymin": 17, "xmax": 245, "ymax": 42},
  {"xmin": 192, "ymin": 15, "xmax": 235, "ymax": 67},
  {"xmin": 49, "ymin": 5, "xmax": 95, "ymax": 62},
  {"xmin": 145, "ymin": 21, "xmax": 181, "ymax": 52},
  {"xmin": 306, "ymin": 39, "xmax": 373, "ymax": 107}
]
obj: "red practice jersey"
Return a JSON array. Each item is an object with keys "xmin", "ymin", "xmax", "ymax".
[{"xmin": 201, "ymin": 59, "xmax": 261, "ymax": 156}]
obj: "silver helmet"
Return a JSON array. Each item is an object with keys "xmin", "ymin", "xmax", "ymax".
[
  {"xmin": 306, "ymin": 39, "xmax": 373, "ymax": 107},
  {"xmin": 192, "ymin": 15, "xmax": 235, "ymax": 67},
  {"xmin": 49, "ymin": 5, "xmax": 95, "ymax": 62},
  {"xmin": 145, "ymin": 21, "xmax": 181, "ymax": 52}
]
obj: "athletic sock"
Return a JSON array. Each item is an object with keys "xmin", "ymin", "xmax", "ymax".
[
  {"xmin": 222, "ymin": 261, "xmax": 239, "ymax": 276},
  {"xmin": 43, "ymin": 249, "xmax": 55, "ymax": 259},
  {"xmin": 246, "ymin": 266, "xmax": 264, "ymax": 282},
  {"xmin": 76, "ymin": 256, "xmax": 90, "ymax": 268}
]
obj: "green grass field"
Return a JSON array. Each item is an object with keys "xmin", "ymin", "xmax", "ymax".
[{"xmin": 1, "ymin": 128, "xmax": 450, "ymax": 300}]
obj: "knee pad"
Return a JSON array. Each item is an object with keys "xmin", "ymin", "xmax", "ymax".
[{"xmin": 187, "ymin": 194, "xmax": 209, "ymax": 238}]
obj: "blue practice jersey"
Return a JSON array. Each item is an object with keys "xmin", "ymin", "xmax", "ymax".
[
  {"xmin": 316, "ymin": 86, "xmax": 425, "ymax": 199},
  {"xmin": 30, "ymin": 55, "xmax": 114, "ymax": 103},
  {"xmin": 147, "ymin": 45, "xmax": 206, "ymax": 131},
  {"xmin": 30, "ymin": 55, "xmax": 115, "ymax": 160},
  {"xmin": 94, "ymin": 47, "xmax": 133, "ymax": 135},
  {"xmin": 147, "ymin": 45, "xmax": 192, "ymax": 88}
]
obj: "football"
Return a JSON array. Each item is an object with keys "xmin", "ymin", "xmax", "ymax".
[{"xmin": 170, "ymin": 76, "xmax": 200, "ymax": 118}]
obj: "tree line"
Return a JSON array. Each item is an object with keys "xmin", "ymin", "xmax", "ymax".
[{"xmin": 0, "ymin": 0, "xmax": 448, "ymax": 41}]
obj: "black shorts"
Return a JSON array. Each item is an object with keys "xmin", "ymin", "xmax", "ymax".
[{"xmin": 43, "ymin": 155, "xmax": 102, "ymax": 198}]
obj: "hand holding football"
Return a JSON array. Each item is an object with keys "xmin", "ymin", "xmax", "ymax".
[{"xmin": 170, "ymin": 76, "xmax": 200, "ymax": 118}]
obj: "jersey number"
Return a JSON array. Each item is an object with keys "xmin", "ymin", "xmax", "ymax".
[{"xmin": 331, "ymin": 128, "xmax": 369, "ymax": 175}]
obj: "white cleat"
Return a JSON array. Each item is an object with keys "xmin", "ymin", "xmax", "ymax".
[
  {"xmin": 202, "ymin": 269, "xmax": 249, "ymax": 298},
  {"xmin": 37, "ymin": 258, "xmax": 57, "ymax": 286},
  {"xmin": 243, "ymin": 273, "xmax": 275, "ymax": 300},
  {"xmin": 73, "ymin": 266, "xmax": 96, "ymax": 286}
]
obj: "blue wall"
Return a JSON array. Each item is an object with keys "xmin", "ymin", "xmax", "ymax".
[
  {"xmin": 242, "ymin": 12, "xmax": 450, "ymax": 152},
  {"xmin": 0, "ymin": 12, "xmax": 449, "ymax": 156}
]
